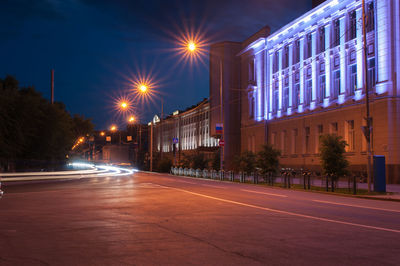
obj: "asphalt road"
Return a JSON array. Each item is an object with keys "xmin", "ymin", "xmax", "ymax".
[{"xmin": 1, "ymin": 172, "xmax": 400, "ymax": 265}]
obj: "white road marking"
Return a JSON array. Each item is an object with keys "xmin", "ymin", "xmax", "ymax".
[
  {"xmin": 175, "ymin": 180, "xmax": 198, "ymax": 185},
  {"xmin": 312, "ymin": 200, "xmax": 400, "ymax": 213},
  {"xmin": 160, "ymin": 185, "xmax": 400, "ymax": 234},
  {"xmin": 241, "ymin": 189, "xmax": 288, "ymax": 198},
  {"xmin": 201, "ymin": 184, "xmax": 226, "ymax": 189}
]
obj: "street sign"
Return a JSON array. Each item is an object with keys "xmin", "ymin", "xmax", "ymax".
[
  {"xmin": 173, "ymin": 137, "xmax": 179, "ymax": 144},
  {"xmin": 219, "ymin": 140, "xmax": 225, "ymax": 147},
  {"xmin": 216, "ymin": 123, "xmax": 223, "ymax": 134}
]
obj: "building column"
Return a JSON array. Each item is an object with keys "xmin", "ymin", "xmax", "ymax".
[
  {"xmin": 325, "ymin": 24, "xmax": 331, "ymax": 102},
  {"xmin": 278, "ymin": 48, "xmax": 283, "ymax": 116},
  {"xmin": 311, "ymin": 31, "xmax": 317, "ymax": 108},
  {"xmin": 339, "ymin": 16, "xmax": 346, "ymax": 102},
  {"xmin": 288, "ymin": 43, "xmax": 293, "ymax": 112},
  {"xmin": 299, "ymin": 37, "xmax": 305, "ymax": 111},
  {"xmin": 376, "ymin": 0, "xmax": 392, "ymax": 94}
]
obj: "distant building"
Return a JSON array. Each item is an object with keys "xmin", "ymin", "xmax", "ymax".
[
  {"xmin": 210, "ymin": 0, "xmax": 400, "ymax": 183},
  {"xmin": 149, "ymin": 99, "xmax": 220, "ymax": 166}
]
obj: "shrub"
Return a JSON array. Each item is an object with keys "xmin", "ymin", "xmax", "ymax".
[
  {"xmin": 319, "ymin": 134, "xmax": 349, "ymax": 180},
  {"xmin": 256, "ymin": 144, "xmax": 281, "ymax": 176}
]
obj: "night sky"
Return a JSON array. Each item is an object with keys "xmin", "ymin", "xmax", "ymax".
[{"xmin": 0, "ymin": 0, "xmax": 312, "ymax": 129}]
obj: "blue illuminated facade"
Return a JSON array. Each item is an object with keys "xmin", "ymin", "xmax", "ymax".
[{"xmin": 238, "ymin": 0, "xmax": 400, "ymax": 183}]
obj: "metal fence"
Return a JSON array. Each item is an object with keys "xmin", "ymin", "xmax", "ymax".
[{"xmin": 170, "ymin": 167, "xmax": 362, "ymax": 194}]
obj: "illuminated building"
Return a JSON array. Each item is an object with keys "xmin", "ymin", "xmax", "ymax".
[
  {"xmin": 219, "ymin": 0, "xmax": 399, "ymax": 182},
  {"xmin": 150, "ymin": 99, "xmax": 219, "ymax": 165}
]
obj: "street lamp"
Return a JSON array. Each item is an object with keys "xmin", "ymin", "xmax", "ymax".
[{"xmin": 187, "ymin": 41, "xmax": 196, "ymax": 52}]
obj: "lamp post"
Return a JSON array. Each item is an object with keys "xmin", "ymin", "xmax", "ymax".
[{"xmin": 362, "ymin": 0, "xmax": 373, "ymax": 193}]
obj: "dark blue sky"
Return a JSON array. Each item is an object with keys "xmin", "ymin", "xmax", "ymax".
[{"xmin": 0, "ymin": 0, "xmax": 311, "ymax": 129}]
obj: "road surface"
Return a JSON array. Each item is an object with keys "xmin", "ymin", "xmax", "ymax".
[{"xmin": 1, "ymin": 171, "xmax": 399, "ymax": 265}]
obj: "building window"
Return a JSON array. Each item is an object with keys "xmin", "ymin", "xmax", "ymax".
[
  {"xmin": 330, "ymin": 122, "xmax": 338, "ymax": 135},
  {"xmin": 292, "ymin": 129, "xmax": 298, "ymax": 154},
  {"xmin": 305, "ymin": 79, "xmax": 312, "ymax": 106},
  {"xmin": 294, "ymin": 40, "xmax": 300, "ymax": 64},
  {"xmin": 349, "ymin": 64, "xmax": 357, "ymax": 95},
  {"xmin": 281, "ymin": 130, "xmax": 286, "ymax": 155},
  {"xmin": 273, "ymin": 81, "xmax": 279, "ymax": 113},
  {"xmin": 283, "ymin": 45, "xmax": 289, "ymax": 69},
  {"xmin": 367, "ymin": 2, "xmax": 374, "ymax": 32},
  {"xmin": 249, "ymin": 58, "xmax": 255, "ymax": 82},
  {"xmin": 349, "ymin": 11, "xmax": 357, "ymax": 40},
  {"xmin": 306, "ymin": 33, "xmax": 312, "ymax": 59},
  {"xmin": 316, "ymin": 124, "xmax": 323, "ymax": 153},
  {"xmin": 367, "ymin": 58, "xmax": 375, "ymax": 91},
  {"xmin": 283, "ymin": 85, "xmax": 289, "ymax": 111},
  {"xmin": 305, "ymin": 126, "xmax": 310, "ymax": 154},
  {"xmin": 271, "ymin": 132, "xmax": 277, "ymax": 148},
  {"xmin": 319, "ymin": 75, "xmax": 326, "ymax": 103},
  {"xmin": 333, "ymin": 70, "xmax": 340, "ymax": 99},
  {"xmin": 293, "ymin": 83, "xmax": 300, "ymax": 108},
  {"xmin": 248, "ymin": 94, "xmax": 255, "ymax": 119},
  {"xmin": 273, "ymin": 51, "xmax": 279, "ymax": 73},
  {"xmin": 333, "ymin": 19, "xmax": 340, "ymax": 47},
  {"xmin": 346, "ymin": 120, "xmax": 355, "ymax": 151},
  {"xmin": 319, "ymin": 27, "xmax": 325, "ymax": 53}
]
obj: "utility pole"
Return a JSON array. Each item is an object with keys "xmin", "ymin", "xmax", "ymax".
[
  {"xmin": 362, "ymin": 0, "xmax": 373, "ymax": 193},
  {"xmin": 219, "ymin": 59, "xmax": 224, "ymax": 171},
  {"xmin": 150, "ymin": 122, "xmax": 153, "ymax": 171},
  {"xmin": 51, "ymin": 69, "xmax": 54, "ymax": 104},
  {"xmin": 160, "ymin": 100, "xmax": 164, "ymax": 160}
]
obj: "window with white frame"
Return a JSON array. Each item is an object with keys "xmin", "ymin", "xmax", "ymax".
[
  {"xmin": 333, "ymin": 70, "xmax": 340, "ymax": 99},
  {"xmin": 349, "ymin": 64, "xmax": 357, "ymax": 95},
  {"xmin": 367, "ymin": 58, "xmax": 375, "ymax": 91},
  {"xmin": 319, "ymin": 27, "xmax": 325, "ymax": 53},
  {"xmin": 367, "ymin": 2, "xmax": 374, "ymax": 32},
  {"xmin": 306, "ymin": 33, "xmax": 312, "ymax": 59},
  {"xmin": 349, "ymin": 11, "xmax": 357, "ymax": 40},
  {"xmin": 346, "ymin": 120, "xmax": 355, "ymax": 151},
  {"xmin": 333, "ymin": 19, "xmax": 340, "ymax": 47},
  {"xmin": 305, "ymin": 126, "xmax": 311, "ymax": 154}
]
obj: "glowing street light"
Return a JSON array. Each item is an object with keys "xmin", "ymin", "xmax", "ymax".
[
  {"xmin": 100, "ymin": 131, "xmax": 105, "ymax": 136},
  {"xmin": 188, "ymin": 41, "xmax": 196, "ymax": 52},
  {"xmin": 110, "ymin": 125, "xmax": 117, "ymax": 132},
  {"xmin": 139, "ymin": 84, "xmax": 148, "ymax": 93},
  {"xmin": 128, "ymin": 115, "xmax": 136, "ymax": 123},
  {"xmin": 120, "ymin": 101, "xmax": 128, "ymax": 110}
]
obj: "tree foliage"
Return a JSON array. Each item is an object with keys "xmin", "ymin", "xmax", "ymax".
[
  {"xmin": 256, "ymin": 144, "xmax": 281, "ymax": 176},
  {"xmin": 180, "ymin": 152, "xmax": 209, "ymax": 169},
  {"xmin": 234, "ymin": 151, "xmax": 256, "ymax": 174},
  {"xmin": 211, "ymin": 150, "xmax": 220, "ymax": 171},
  {"xmin": 0, "ymin": 75, "xmax": 95, "ymax": 166},
  {"xmin": 319, "ymin": 134, "xmax": 349, "ymax": 179}
]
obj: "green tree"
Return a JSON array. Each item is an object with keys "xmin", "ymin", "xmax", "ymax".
[
  {"xmin": 256, "ymin": 144, "xmax": 281, "ymax": 176},
  {"xmin": 211, "ymin": 150, "xmax": 220, "ymax": 170},
  {"xmin": 71, "ymin": 114, "xmax": 94, "ymax": 139},
  {"xmin": 157, "ymin": 157, "xmax": 172, "ymax": 173},
  {"xmin": 0, "ymin": 75, "xmax": 95, "ymax": 169},
  {"xmin": 191, "ymin": 152, "xmax": 208, "ymax": 169},
  {"xmin": 234, "ymin": 151, "xmax": 256, "ymax": 174},
  {"xmin": 319, "ymin": 134, "xmax": 349, "ymax": 179}
]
